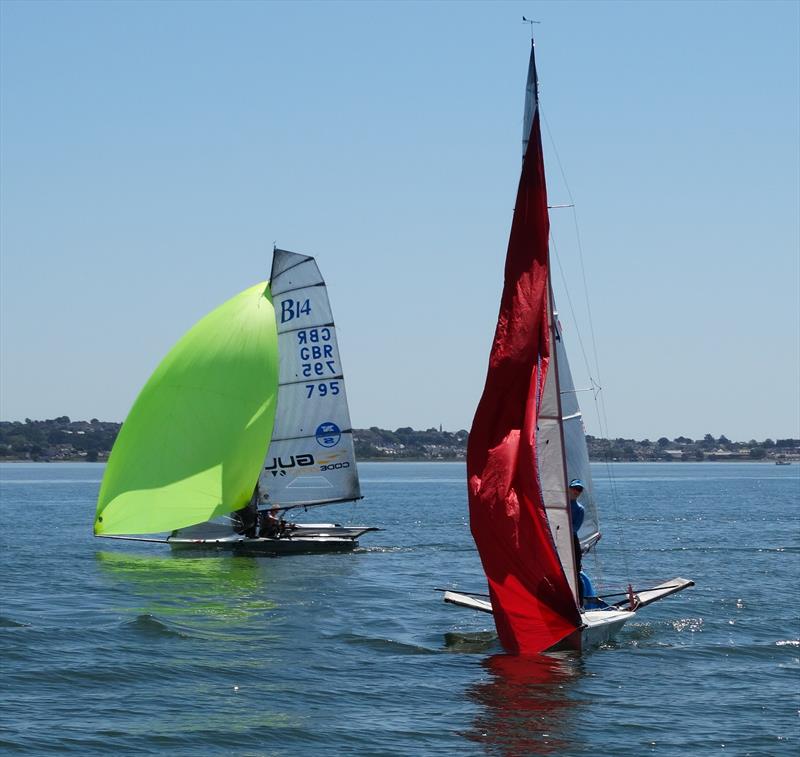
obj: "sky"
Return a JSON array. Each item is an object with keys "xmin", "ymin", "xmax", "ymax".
[{"xmin": 1, "ymin": 0, "xmax": 798, "ymax": 442}]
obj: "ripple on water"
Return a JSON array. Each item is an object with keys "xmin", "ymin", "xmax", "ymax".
[
  {"xmin": 442, "ymin": 631, "xmax": 499, "ymax": 654},
  {"xmin": 0, "ymin": 616, "xmax": 29, "ymax": 629},
  {"xmin": 121, "ymin": 613, "xmax": 192, "ymax": 639},
  {"xmin": 333, "ymin": 632, "xmax": 440, "ymax": 655}
]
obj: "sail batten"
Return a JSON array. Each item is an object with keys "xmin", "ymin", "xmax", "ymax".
[
  {"xmin": 269, "ymin": 429, "xmax": 355, "ymax": 444},
  {"xmin": 271, "ymin": 282, "xmax": 327, "ymax": 297},
  {"xmin": 280, "ymin": 375, "xmax": 345, "ymax": 388},
  {"xmin": 278, "ymin": 322, "xmax": 335, "ymax": 336}
]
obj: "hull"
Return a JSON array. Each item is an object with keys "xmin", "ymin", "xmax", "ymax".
[
  {"xmin": 161, "ymin": 521, "xmax": 378, "ymax": 555},
  {"xmin": 168, "ymin": 533, "xmax": 360, "ymax": 555},
  {"xmin": 444, "ymin": 579, "xmax": 694, "ymax": 653},
  {"xmin": 547, "ymin": 609, "xmax": 633, "ymax": 653},
  {"xmin": 443, "ymin": 591, "xmax": 633, "ymax": 653},
  {"xmin": 581, "ymin": 609, "xmax": 632, "ymax": 649}
]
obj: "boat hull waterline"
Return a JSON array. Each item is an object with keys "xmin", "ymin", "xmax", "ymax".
[
  {"xmin": 443, "ymin": 577, "xmax": 695, "ymax": 653},
  {"xmin": 98, "ymin": 525, "xmax": 378, "ymax": 555},
  {"xmin": 169, "ymin": 534, "xmax": 362, "ymax": 555}
]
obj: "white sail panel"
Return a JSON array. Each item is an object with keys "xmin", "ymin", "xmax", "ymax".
[
  {"xmin": 538, "ymin": 355, "xmax": 560, "ymax": 419},
  {"xmin": 273, "ymin": 288, "xmax": 333, "ymax": 333},
  {"xmin": 278, "ymin": 327, "xmax": 343, "ymax": 385},
  {"xmin": 553, "ymin": 315, "xmax": 599, "ymax": 541},
  {"xmin": 260, "ymin": 433, "xmax": 359, "ymax": 506},
  {"xmin": 270, "ymin": 252, "xmax": 325, "ymax": 292},
  {"xmin": 537, "ymin": 418, "xmax": 567, "ymax": 504},
  {"xmin": 538, "ymin": 413, "xmax": 578, "ymax": 601},
  {"xmin": 536, "ymin": 291, "xmax": 579, "ymax": 601},
  {"xmin": 270, "ymin": 382, "xmax": 354, "ymax": 440},
  {"xmin": 543, "ymin": 507, "xmax": 574, "ymax": 591},
  {"xmin": 260, "ymin": 249, "xmax": 361, "ymax": 508}
]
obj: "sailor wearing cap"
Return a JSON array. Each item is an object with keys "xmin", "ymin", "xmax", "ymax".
[
  {"xmin": 568, "ymin": 479, "xmax": 585, "ymax": 535},
  {"xmin": 569, "ymin": 479, "xmax": 586, "ymax": 601}
]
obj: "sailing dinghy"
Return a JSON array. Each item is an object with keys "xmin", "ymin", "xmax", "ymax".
[
  {"xmin": 94, "ymin": 248, "xmax": 377, "ymax": 555},
  {"xmin": 443, "ymin": 42, "xmax": 693, "ymax": 654}
]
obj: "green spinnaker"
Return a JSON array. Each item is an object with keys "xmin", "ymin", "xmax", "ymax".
[{"xmin": 94, "ymin": 281, "xmax": 279, "ymax": 535}]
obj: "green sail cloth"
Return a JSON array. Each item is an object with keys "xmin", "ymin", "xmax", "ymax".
[{"xmin": 94, "ymin": 282, "xmax": 279, "ymax": 535}]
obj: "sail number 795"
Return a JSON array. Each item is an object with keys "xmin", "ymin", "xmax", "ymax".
[{"xmin": 306, "ymin": 381, "xmax": 340, "ymax": 398}]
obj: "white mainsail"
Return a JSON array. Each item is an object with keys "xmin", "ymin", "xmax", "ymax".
[
  {"xmin": 536, "ymin": 289, "xmax": 579, "ymax": 602},
  {"xmin": 260, "ymin": 249, "xmax": 361, "ymax": 508}
]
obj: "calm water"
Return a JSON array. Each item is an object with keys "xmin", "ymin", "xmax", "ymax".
[{"xmin": 0, "ymin": 462, "xmax": 798, "ymax": 755}]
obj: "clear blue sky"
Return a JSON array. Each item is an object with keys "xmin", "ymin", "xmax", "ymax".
[{"xmin": 1, "ymin": 0, "xmax": 798, "ymax": 442}]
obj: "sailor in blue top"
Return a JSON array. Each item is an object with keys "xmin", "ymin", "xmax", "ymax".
[
  {"xmin": 569, "ymin": 479, "xmax": 586, "ymax": 602},
  {"xmin": 569, "ymin": 479, "xmax": 585, "ymax": 535}
]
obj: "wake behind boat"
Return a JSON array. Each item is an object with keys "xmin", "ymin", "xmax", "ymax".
[
  {"xmin": 94, "ymin": 248, "xmax": 377, "ymax": 555},
  {"xmin": 443, "ymin": 40, "xmax": 693, "ymax": 654}
]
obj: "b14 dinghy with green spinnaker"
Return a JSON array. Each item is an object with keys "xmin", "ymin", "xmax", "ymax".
[
  {"xmin": 442, "ymin": 41, "xmax": 693, "ymax": 654},
  {"xmin": 94, "ymin": 248, "xmax": 376, "ymax": 554}
]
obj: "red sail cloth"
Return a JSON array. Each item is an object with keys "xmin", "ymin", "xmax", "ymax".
[{"xmin": 467, "ymin": 108, "xmax": 581, "ymax": 655}]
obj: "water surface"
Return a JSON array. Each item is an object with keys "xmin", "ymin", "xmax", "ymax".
[{"xmin": 1, "ymin": 462, "xmax": 797, "ymax": 755}]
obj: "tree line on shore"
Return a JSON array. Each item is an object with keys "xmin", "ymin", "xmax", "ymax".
[{"xmin": 1, "ymin": 417, "xmax": 797, "ymax": 463}]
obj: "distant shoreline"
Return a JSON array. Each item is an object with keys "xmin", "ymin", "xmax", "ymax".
[{"xmin": 1, "ymin": 419, "xmax": 797, "ymax": 464}]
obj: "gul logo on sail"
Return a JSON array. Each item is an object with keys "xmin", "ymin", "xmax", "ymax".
[{"xmin": 264, "ymin": 454, "xmax": 316, "ymax": 477}]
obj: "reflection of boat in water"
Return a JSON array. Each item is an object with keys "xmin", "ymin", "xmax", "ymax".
[
  {"xmin": 463, "ymin": 654, "xmax": 580, "ymax": 755},
  {"xmin": 95, "ymin": 551, "xmax": 276, "ymax": 625},
  {"xmin": 94, "ymin": 249, "xmax": 376, "ymax": 555},
  {"xmin": 443, "ymin": 40, "xmax": 692, "ymax": 654}
]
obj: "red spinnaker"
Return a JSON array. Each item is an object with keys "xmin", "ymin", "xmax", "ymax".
[{"xmin": 467, "ymin": 103, "xmax": 581, "ymax": 655}]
